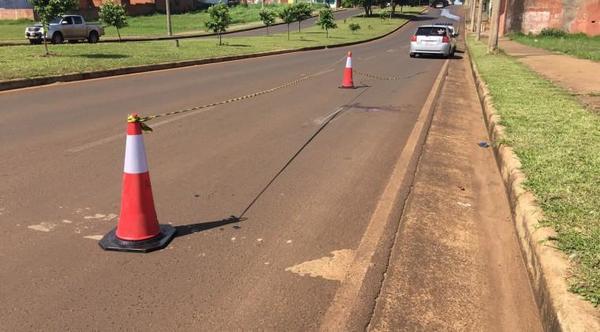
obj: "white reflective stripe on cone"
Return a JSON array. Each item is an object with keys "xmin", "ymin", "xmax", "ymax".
[
  {"xmin": 123, "ymin": 134, "xmax": 149, "ymax": 174},
  {"xmin": 345, "ymin": 56, "xmax": 352, "ymax": 68}
]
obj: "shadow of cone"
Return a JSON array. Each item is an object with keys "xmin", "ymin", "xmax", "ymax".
[
  {"xmin": 99, "ymin": 115, "xmax": 176, "ymax": 253},
  {"xmin": 340, "ymin": 51, "xmax": 354, "ymax": 89}
]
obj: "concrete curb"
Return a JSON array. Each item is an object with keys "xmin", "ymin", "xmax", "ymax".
[
  {"xmin": 0, "ymin": 13, "xmax": 420, "ymax": 92},
  {"xmin": 464, "ymin": 37, "xmax": 600, "ymax": 332}
]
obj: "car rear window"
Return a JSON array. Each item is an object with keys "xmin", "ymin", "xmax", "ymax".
[{"xmin": 415, "ymin": 27, "xmax": 447, "ymax": 36}]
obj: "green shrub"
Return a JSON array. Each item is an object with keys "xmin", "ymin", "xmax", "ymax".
[{"xmin": 539, "ymin": 28, "xmax": 567, "ymax": 38}]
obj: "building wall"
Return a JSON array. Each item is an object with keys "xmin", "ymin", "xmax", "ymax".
[
  {"xmin": 0, "ymin": 0, "xmax": 34, "ymax": 19},
  {"xmin": 501, "ymin": 0, "xmax": 600, "ymax": 36}
]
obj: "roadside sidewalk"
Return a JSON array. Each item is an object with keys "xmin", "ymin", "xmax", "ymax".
[
  {"xmin": 368, "ymin": 49, "xmax": 542, "ymax": 329},
  {"xmin": 499, "ymin": 37, "xmax": 600, "ymax": 111}
]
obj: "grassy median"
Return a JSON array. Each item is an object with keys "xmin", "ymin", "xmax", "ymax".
[
  {"xmin": 0, "ymin": 4, "xmax": 320, "ymax": 41},
  {"xmin": 468, "ymin": 37, "xmax": 600, "ymax": 305},
  {"xmin": 0, "ymin": 10, "xmax": 422, "ymax": 81},
  {"xmin": 510, "ymin": 32, "xmax": 600, "ymax": 62}
]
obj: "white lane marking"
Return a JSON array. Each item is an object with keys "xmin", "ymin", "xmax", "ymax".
[
  {"xmin": 457, "ymin": 202, "xmax": 472, "ymax": 208},
  {"xmin": 84, "ymin": 235, "xmax": 104, "ymax": 240},
  {"xmin": 285, "ymin": 250, "xmax": 355, "ymax": 282},
  {"xmin": 321, "ymin": 60, "xmax": 450, "ymax": 330},
  {"xmin": 84, "ymin": 213, "xmax": 106, "ymax": 220},
  {"xmin": 67, "ymin": 106, "xmax": 216, "ymax": 153},
  {"xmin": 62, "ymin": 219, "xmax": 73, "ymax": 224},
  {"xmin": 286, "ymin": 240, "xmax": 293, "ymax": 244},
  {"xmin": 28, "ymin": 222, "xmax": 57, "ymax": 232}
]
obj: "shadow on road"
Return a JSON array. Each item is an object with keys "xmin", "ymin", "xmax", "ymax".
[{"xmin": 175, "ymin": 216, "xmax": 244, "ymax": 238}]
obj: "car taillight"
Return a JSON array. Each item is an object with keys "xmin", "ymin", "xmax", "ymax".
[
  {"xmin": 442, "ymin": 35, "xmax": 450, "ymax": 43},
  {"xmin": 410, "ymin": 35, "xmax": 417, "ymax": 42}
]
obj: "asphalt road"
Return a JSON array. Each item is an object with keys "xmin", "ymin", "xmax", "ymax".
[{"xmin": 0, "ymin": 7, "xmax": 539, "ymax": 331}]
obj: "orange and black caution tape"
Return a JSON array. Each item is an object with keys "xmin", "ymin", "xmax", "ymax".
[
  {"xmin": 353, "ymin": 69, "xmax": 406, "ymax": 81},
  {"xmin": 135, "ymin": 72, "xmax": 321, "ymax": 127}
]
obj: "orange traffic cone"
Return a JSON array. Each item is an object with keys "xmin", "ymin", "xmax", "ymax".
[
  {"xmin": 340, "ymin": 51, "xmax": 354, "ymax": 89},
  {"xmin": 99, "ymin": 114, "xmax": 176, "ymax": 253}
]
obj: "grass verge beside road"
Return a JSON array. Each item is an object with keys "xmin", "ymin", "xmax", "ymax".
[
  {"xmin": 0, "ymin": 10, "xmax": 422, "ymax": 81},
  {"xmin": 510, "ymin": 32, "xmax": 600, "ymax": 62},
  {"xmin": 468, "ymin": 37, "xmax": 600, "ymax": 305}
]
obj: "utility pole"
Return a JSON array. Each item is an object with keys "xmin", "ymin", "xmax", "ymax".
[
  {"xmin": 487, "ymin": 0, "xmax": 501, "ymax": 53},
  {"xmin": 475, "ymin": 0, "xmax": 483, "ymax": 41},
  {"xmin": 165, "ymin": 0, "xmax": 179, "ymax": 47}
]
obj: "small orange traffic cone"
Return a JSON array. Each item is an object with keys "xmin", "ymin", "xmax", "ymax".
[
  {"xmin": 99, "ymin": 114, "xmax": 176, "ymax": 253},
  {"xmin": 340, "ymin": 51, "xmax": 354, "ymax": 89}
]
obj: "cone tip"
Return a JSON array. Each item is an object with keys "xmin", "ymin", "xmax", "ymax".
[{"xmin": 347, "ymin": 51, "xmax": 352, "ymax": 57}]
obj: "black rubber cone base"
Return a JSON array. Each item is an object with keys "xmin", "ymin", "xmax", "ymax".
[{"xmin": 99, "ymin": 224, "xmax": 176, "ymax": 253}]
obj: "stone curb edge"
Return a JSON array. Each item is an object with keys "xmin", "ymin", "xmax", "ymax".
[
  {"xmin": 0, "ymin": 12, "xmax": 421, "ymax": 92},
  {"xmin": 464, "ymin": 37, "xmax": 600, "ymax": 332}
]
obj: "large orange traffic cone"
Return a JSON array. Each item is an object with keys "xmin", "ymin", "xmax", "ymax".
[
  {"xmin": 99, "ymin": 115, "xmax": 176, "ymax": 253},
  {"xmin": 340, "ymin": 51, "xmax": 354, "ymax": 89}
]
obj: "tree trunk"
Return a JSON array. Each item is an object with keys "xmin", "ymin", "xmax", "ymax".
[
  {"xmin": 266, "ymin": 25, "xmax": 269, "ymax": 36},
  {"xmin": 117, "ymin": 28, "xmax": 121, "ymax": 42},
  {"xmin": 326, "ymin": 28, "xmax": 328, "ymax": 38},
  {"xmin": 298, "ymin": 20, "xmax": 301, "ymax": 32},
  {"xmin": 287, "ymin": 24, "xmax": 290, "ymax": 40},
  {"xmin": 475, "ymin": 0, "xmax": 483, "ymax": 41},
  {"xmin": 488, "ymin": 0, "xmax": 501, "ymax": 53},
  {"xmin": 469, "ymin": 0, "xmax": 476, "ymax": 32},
  {"xmin": 43, "ymin": 24, "xmax": 49, "ymax": 56},
  {"xmin": 219, "ymin": 33, "xmax": 222, "ymax": 45}
]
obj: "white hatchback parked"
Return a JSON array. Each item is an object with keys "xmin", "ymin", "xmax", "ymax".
[{"xmin": 409, "ymin": 25, "xmax": 457, "ymax": 58}]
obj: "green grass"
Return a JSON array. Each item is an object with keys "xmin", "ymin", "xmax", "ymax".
[
  {"xmin": 0, "ymin": 4, "xmax": 327, "ymax": 41},
  {"xmin": 0, "ymin": 10, "xmax": 422, "ymax": 81},
  {"xmin": 510, "ymin": 33, "xmax": 600, "ymax": 62},
  {"xmin": 468, "ymin": 36, "xmax": 600, "ymax": 305}
]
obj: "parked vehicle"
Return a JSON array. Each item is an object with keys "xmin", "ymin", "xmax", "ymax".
[
  {"xmin": 25, "ymin": 15, "xmax": 105, "ymax": 45},
  {"xmin": 409, "ymin": 25, "xmax": 456, "ymax": 58}
]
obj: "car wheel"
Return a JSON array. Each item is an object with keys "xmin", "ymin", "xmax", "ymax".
[
  {"xmin": 51, "ymin": 32, "xmax": 63, "ymax": 44},
  {"xmin": 409, "ymin": 53, "xmax": 415, "ymax": 58},
  {"xmin": 88, "ymin": 31, "xmax": 99, "ymax": 44}
]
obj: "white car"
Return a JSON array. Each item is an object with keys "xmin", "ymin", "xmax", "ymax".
[
  {"xmin": 409, "ymin": 25, "xmax": 456, "ymax": 58},
  {"xmin": 25, "ymin": 15, "xmax": 104, "ymax": 44}
]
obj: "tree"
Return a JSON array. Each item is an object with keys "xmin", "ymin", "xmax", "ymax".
[
  {"xmin": 205, "ymin": 3, "xmax": 231, "ymax": 46},
  {"xmin": 28, "ymin": 0, "xmax": 77, "ymax": 55},
  {"xmin": 293, "ymin": 2, "xmax": 312, "ymax": 32},
  {"xmin": 350, "ymin": 0, "xmax": 374, "ymax": 17},
  {"xmin": 278, "ymin": 6, "xmax": 297, "ymax": 40},
  {"xmin": 390, "ymin": 0, "xmax": 410, "ymax": 16},
  {"xmin": 348, "ymin": 22, "xmax": 361, "ymax": 34},
  {"xmin": 99, "ymin": 1, "xmax": 128, "ymax": 42},
  {"xmin": 316, "ymin": 8, "xmax": 337, "ymax": 38},
  {"xmin": 259, "ymin": 8, "xmax": 276, "ymax": 36}
]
